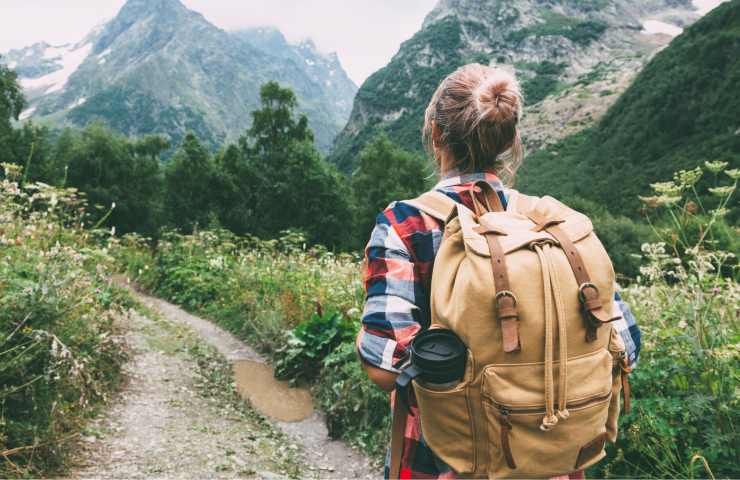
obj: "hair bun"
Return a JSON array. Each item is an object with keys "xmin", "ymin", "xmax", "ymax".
[{"xmin": 475, "ymin": 69, "xmax": 522, "ymax": 125}]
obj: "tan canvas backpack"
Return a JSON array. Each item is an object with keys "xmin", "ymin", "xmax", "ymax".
[{"xmin": 389, "ymin": 183, "xmax": 632, "ymax": 479}]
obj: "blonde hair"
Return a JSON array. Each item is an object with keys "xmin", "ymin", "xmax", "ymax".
[{"xmin": 423, "ymin": 64, "xmax": 524, "ymax": 185}]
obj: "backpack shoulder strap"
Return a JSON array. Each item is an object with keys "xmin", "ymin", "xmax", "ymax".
[{"xmin": 403, "ymin": 191, "xmax": 459, "ymax": 222}]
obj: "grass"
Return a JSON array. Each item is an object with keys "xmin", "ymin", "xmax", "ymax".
[{"xmin": 0, "ymin": 164, "xmax": 131, "ymax": 477}]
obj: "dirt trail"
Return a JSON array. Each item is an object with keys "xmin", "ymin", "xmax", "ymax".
[{"xmin": 73, "ymin": 286, "xmax": 375, "ymax": 479}]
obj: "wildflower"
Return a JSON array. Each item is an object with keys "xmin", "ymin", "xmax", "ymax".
[
  {"xmin": 704, "ymin": 160, "xmax": 728, "ymax": 173},
  {"xmin": 650, "ymin": 181, "xmax": 682, "ymax": 196},
  {"xmin": 711, "ymin": 207, "xmax": 728, "ymax": 217},
  {"xmin": 708, "ymin": 185, "xmax": 735, "ymax": 197},
  {"xmin": 674, "ymin": 167, "xmax": 702, "ymax": 188},
  {"xmin": 656, "ymin": 195, "xmax": 681, "ymax": 206},
  {"xmin": 726, "ymin": 168, "xmax": 740, "ymax": 180},
  {"xmin": 639, "ymin": 195, "xmax": 660, "ymax": 208}
]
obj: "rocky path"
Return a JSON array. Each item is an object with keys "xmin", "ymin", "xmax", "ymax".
[{"xmin": 72, "ymin": 286, "xmax": 375, "ymax": 479}]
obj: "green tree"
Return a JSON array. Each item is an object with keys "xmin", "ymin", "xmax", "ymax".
[
  {"xmin": 164, "ymin": 133, "xmax": 221, "ymax": 232},
  {"xmin": 58, "ymin": 123, "xmax": 166, "ymax": 236},
  {"xmin": 237, "ymin": 81, "xmax": 352, "ymax": 248},
  {"xmin": 351, "ymin": 133, "xmax": 430, "ymax": 245},
  {"xmin": 245, "ymin": 81, "xmax": 313, "ymax": 158},
  {"xmin": 0, "ymin": 56, "xmax": 24, "ymax": 137}
]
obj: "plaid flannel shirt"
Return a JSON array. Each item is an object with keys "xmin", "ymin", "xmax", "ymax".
[{"xmin": 357, "ymin": 172, "xmax": 642, "ymax": 479}]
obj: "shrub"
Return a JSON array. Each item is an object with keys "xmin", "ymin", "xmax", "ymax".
[
  {"xmin": 315, "ymin": 342, "xmax": 390, "ymax": 459},
  {"xmin": 274, "ymin": 311, "xmax": 357, "ymax": 385},
  {"xmin": 594, "ymin": 163, "xmax": 738, "ymax": 478},
  {"xmin": 0, "ymin": 164, "xmax": 129, "ymax": 477}
]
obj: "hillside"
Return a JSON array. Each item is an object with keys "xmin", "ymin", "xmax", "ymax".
[
  {"xmin": 329, "ymin": 0, "xmax": 704, "ymax": 172},
  {"xmin": 517, "ymin": 0, "xmax": 740, "ymax": 216},
  {"xmin": 1, "ymin": 0, "xmax": 357, "ymax": 152}
]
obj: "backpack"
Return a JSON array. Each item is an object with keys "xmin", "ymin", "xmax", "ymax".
[{"xmin": 389, "ymin": 182, "xmax": 632, "ymax": 479}]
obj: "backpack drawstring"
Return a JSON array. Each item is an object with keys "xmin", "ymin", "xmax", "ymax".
[
  {"xmin": 535, "ymin": 243, "xmax": 570, "ymax": 431},
  {"xmin": 534, "ymin": 244, "xmax": 558, "ymax": 431},
  {"xmin": 547, "ymin": 245, "xmax": 570, "ymax": 421}
]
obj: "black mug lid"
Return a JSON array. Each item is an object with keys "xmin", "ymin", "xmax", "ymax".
[{"xmin": 410, "ymin": 329, "xmax": 467, "ymax": 383}]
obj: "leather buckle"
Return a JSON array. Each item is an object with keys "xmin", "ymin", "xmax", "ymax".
[
  {"xmin": 578, "ymin": 282, "xmax": 599, "ymax": 303},
  {"xmin": 496, "ymin": 290, "xmax": 518, "ymax": 307}
]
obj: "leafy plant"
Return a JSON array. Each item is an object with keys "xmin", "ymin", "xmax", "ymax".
[
  {"xmin": 0, "ymin": 164, "xmax": 129, "ymax": 477},
  {"xmin": 274, "ymin": 311, "xmax": 356, "ymax": 385},
  {"xmin": 593, "ymin": 162, "xmax": 739, "ymax": 479},
  {"xmin": 315, "ymin": 342, "xmax": 390, "ymax": 460}
]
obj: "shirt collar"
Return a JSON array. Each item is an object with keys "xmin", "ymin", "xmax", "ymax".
[{"xmin": 434, "ymin": 170, "xmax": 504, "ymax": 190}]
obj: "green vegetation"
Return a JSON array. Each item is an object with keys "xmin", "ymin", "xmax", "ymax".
[
  {"xmin": 351, "ymin": 134, "xmax": 430, "ymax": 242},
  {"xmin": 518, "ymin": 61, "xmax": 567, "ymax": 105},
  {"xmin": 1, "ymin": 77, "xmax": 358, "ymax": 248},
  {"xmin": 518, "ymin": 1, "xmax": 740, "ymax": 218},
  {"xmin": 115, "ymin": 230, "xmax": 391, "ymax": 459},
  {"xmin": 507, "ymin": 11, "xmax": 607, "ymax": 45},
  {"xmin": 594, "ymin": 164, "xmax": 738, "ymax": 479},
  {"xmin": 0, "ymin": 164, "xmax": 130, "ymax": 477},
  {"xmin": 115, "ymin": 162, "xmax": 738, "ymax": 477}
]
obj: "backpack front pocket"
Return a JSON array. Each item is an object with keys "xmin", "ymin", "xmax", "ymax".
[
  {"xmin": 482, "ymin": 348, "xmax": 613, "ymax": 478},
  {"xmin": 412, "ymin": 350, "xmax": 477, "ymax": 474}
]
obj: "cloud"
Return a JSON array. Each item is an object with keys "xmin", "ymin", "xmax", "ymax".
[{"xmin": 0, "ymin": 0, "xmax": 438, "ymax": 84}]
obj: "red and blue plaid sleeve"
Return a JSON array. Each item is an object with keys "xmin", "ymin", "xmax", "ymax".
[
  {"xmin": 357, "ymin": 202, "xmax": 441, "ymax": 373},
  {"xmin": 613, "ymin": 291, "xmax": 642, "ymax": 367}
]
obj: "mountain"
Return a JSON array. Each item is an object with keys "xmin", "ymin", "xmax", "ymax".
[
  {"xmin": 1, "ymin": 0, "xmax": 357, "ymax": 152},
  {"xmin": 517, "ymin": 0, "xmax": 740, "ymax": 216},
  {"xmin": 329, "ymin": 0, "xmax": 708, "ymax": 172}
]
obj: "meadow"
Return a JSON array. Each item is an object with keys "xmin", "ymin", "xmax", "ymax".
[{"xmin": 1, "ymin": 160, "xmax": 737, "ymax": 478}]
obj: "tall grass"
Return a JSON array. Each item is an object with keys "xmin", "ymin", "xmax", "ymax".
[{"xmin": 0, "ymin": 164, "xmax": 130, "ymax": 477}]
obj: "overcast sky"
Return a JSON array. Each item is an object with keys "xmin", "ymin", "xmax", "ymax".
[{"xmin": 0, "ymin": 0, "xmax": 439, "ymax": 85}]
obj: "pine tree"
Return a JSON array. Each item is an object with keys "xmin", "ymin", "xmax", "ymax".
[{"xmin": 164, "ymin": 132, "xmax": 221, "ymax": 232}]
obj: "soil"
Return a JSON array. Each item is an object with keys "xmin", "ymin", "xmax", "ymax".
[{"xmin": 71, "ymin": 285, "xmax": 375, "ymax": 479}]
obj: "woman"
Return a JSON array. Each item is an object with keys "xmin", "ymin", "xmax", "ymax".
[{"xmin": 356, "ymin": 64, "xmax": 641, "ymax": 479}]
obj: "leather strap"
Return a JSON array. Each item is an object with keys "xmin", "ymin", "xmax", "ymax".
[
  {"xmin": 470, "ymin": 180, "xmax": 505, "ymax": 216},
  {"xmin": 526, "ymin": 216, "xmax": 619, "ymax": 340},
  {"xmin": 388, "ymin": 394, "xmax": 407, "ymax": 479},
  {"xmin": 498, "ymin": 410, "xmax": 517, "ymax": 469},
  {"xmin": 476, "ymin": 220, "xmax": 521, "ymax": 353},
  {"xmin": 620, "ymin": 358, "xmax": 632, "ymax": 414}
]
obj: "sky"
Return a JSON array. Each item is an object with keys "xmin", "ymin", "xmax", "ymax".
[{"xmin": 0, "ymin": 0, "xmax": 439, "ymax": 85}]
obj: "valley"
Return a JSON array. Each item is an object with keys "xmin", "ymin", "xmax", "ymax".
[{"xmin": 0, "ymin": 0, "xmax": 737, "ymax": 479}]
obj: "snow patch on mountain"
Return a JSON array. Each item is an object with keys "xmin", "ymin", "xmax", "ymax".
[
  {"xmin": 19, "ymin": 107, "xmax": 36, "ymax": 120},
  {"xmin": 643, "ymin": 20, "xmax": 683, "ymax": 36},
  {"xmin": 70, "ymin": 97, "xmax": 87, "ymax": 108},
  {"xmin": 43, "ymin": 45, "xmax": 71, "ymax": 60},
  {"xmin": 21, "ymin": 43, "xmax": 93, "ymax": 94}
]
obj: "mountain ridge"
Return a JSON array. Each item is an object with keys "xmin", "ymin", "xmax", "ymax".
[
  {"xmin": 2, "ymin": 0, "xmax": 357, "ymax": 152},
  {"xmin": 329, "ymin": 0, "xmax": 707, "ymax": 172},
  {"xmin": 517, "ymin": 0, "xmax": 740, "ymax": 216}
]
